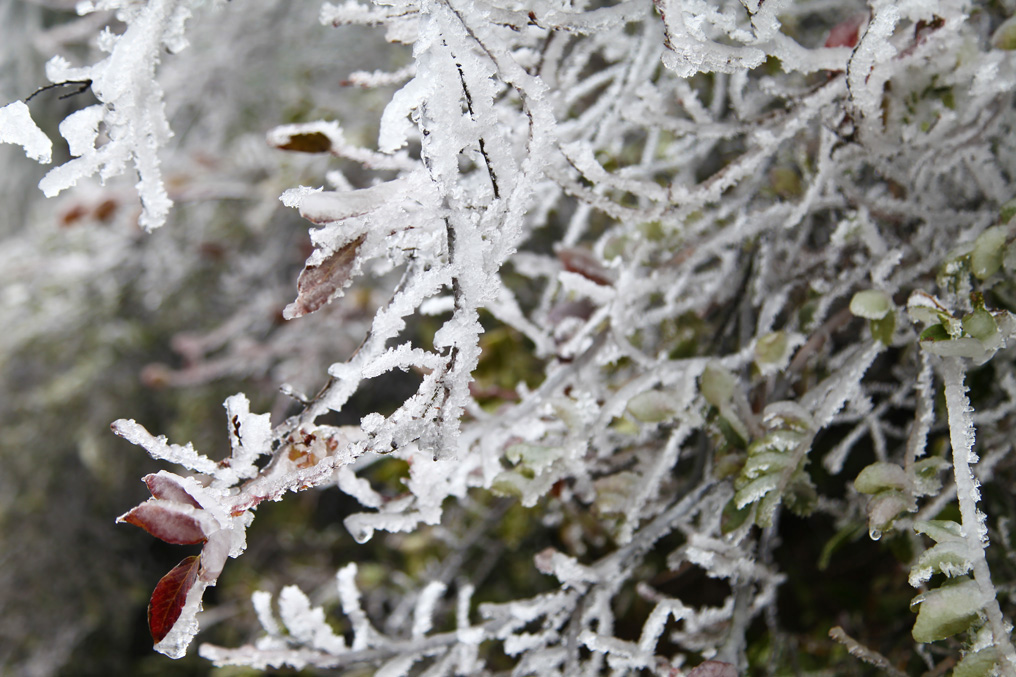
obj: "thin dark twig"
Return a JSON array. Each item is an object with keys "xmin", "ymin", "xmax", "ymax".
[{"xmin": 24, "ymin": 79, "xmax": 93, "ymax": 104}]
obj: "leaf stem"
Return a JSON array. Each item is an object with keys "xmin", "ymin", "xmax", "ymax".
[{"xmin": 942, "ymin": 357, "xmax": 1016, "ymax": 675}]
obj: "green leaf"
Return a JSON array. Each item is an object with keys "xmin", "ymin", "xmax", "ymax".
[
  {"xmin": 627, "ymin": 390, "xmax": 676, "ymax": 423},
  {"xmin": 506, "ymin": 443, "xmax": 562, "ymax": 474},
  {"xmin": 919, "ymin": 324, "xmax": 950, "ymax": 342},
  {"xmin": 910, "ymin": 540, "xmax": 972, "ymax": 586},
  {"xmin": 1000, "ymin": 197, "xmax": 1016, "ymax": 224},
  {"xmin": 701, "ymin": 364, "xmax": 737, "ymax": 408},
  {"xmin": 869, "ymin": 314, "xmax": 895, "ymax": 345},
  {"xmin": 865, "ymin": 491, "xmax": 910, "ymax": 540},
  {"xmin": 854, "ymin": 462, "xmax": 906, "ymax": 494},
  {"xmin": 734, "ymin": 474, "xmax": 780, "ymax": 509},
  {"xmin": 849, "ymin": 289, "xmax": 892, "ymax": 320},
  {"xmin": 970, "ymin": 226, "xmax": 1008, "ymax": 280},
  {"xmin": 914, "ymin": 519, "xmax": 963, "ymax": 544},
  {"xmin": 953, "ymin": 646, "xmax": 999, "ymax": 677},
  {"xmin": 755, "ymin": 331, "xmax": 788, "ymax": 365},
  {"xmin": 742, "ymin": 451, "xmax": 794, "ymax": 480},
  {"xmin": 911, "ymin": 578, "xmax": 984, "ymax": 643},
  {"xmin": 721, "ymin": 497, "xmax": 752, "ymax": 534},
  {"xmin": 992, "ymin": 15, "xmax": 1016, "ymax": 50},
  {"xmin": 716, "ymin": 413, "xmax": 748, "ymax": 450},
  {"xmin": 913, "ymin": 457, "xmax": 950, "ymax": 496},
  {"xmin": 962, "ymin": 307, "xmax": 998, "ymax": 342}
]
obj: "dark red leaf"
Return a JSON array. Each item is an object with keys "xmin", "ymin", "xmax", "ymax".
[
  {"xmin": 119, "ymin": 501, "xmax": 208, "ymax": 544},
  {"xmin": 149, "ymin": 555, "xmax": 201, "ymax": 644},
  {"xmin": 283, "ymin": 235, "xmax": 365, "ymax": 319},
  {"xmin": 143, "ymin": 473, "xmax": 202, "ymax": 508},
  {"xmin": 557, "ymin": 247, "xmax": 613, "ymax": 286}
]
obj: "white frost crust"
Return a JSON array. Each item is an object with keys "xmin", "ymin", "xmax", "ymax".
[{"xmin": 0, "ymin": 101, "xmax": 52, "ymax": 163}]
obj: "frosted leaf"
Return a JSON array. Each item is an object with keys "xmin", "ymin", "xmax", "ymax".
[
  {"xmin": 907, "ymin": 291, "xmax": 949, "ymax": 326},
  {"xmin": 278, "ymin": 586, "xmax": 347, "ymax": 654},
  {"xmin": 117, "ymin": 499, "xmax": 215, "ymax": 544},
  {"xmin": 734, "ymin": 474, "xmax": 780, "ymax": 509},
  {"xmin": 0, "ymin": 101, "xmax": 52, "ymax": 163},
  {"xmin": 411, "ymin": 580, "xmax": 446, "ymax": 638},
  {"xmin": 252, "ymin": 590, "xmax": 282, "ymax": 636},
  {"xmin": 626, "ymin": 390, "xmax": 677, "ymax": 423},
  {"xmin": 534, "ymin": 548, "xmax": 599, "ymax": 589},
  {"xmin": 266, "ymin": 120, "xmax": 343, "ymax": 154},
  {"xmin": 283, "ymin": 235, "xmax": 365, "ymax": 320},
  {"xmin": 915, "ymin": 519, "xmax": 964, "ymax": 544},
  {"xmin": 911, "ymin": 578, "xmax": 985, "ymax": 643},
  {"xmin": 637, "ymin": 600, "xmax": 689, "ymax": 654},
  {"xmin": 853, "ymin": 462, "xmax": 907, "ymax": 494},
  {"xmin": 111, "ymin": 419, "xmax": 218, "ymax": 475},
  {"xmin": 336, "ymin": 563, "xmax": 378, "ymax": 650},
  {"xmin": 971, "ymin": 227, "xmax": 1008, "ymax": 280},
  {"xmin": 144, "ymin": 471, "xmax": 202, "ymax": 507},
  {"xmin": 337, "ymin": 466, "xmax": 384, "ymax": 508},
  {"xmin": 280, "ymin": 185, "xmax": 322, "ymax": 209},
  {"xmin": 910, "ymin": 540, "xmax": 974, "ymax": 587},
  {"xmin": 865, "ymin": 491, "xmax": 909, "ymax": 538},
  {"xmin": 376, "ymin": 654, "xmax": 417, "ymax": 677},
  {"xmin": 378, "ymin": 76, "xmax": 428, "ymax": 153},
  {"xmin": 753, "ymin": 331, "xmax": 804, "ymax": 375},
  {"xmin": 154, "ymin": 578, "xmax": 208, "ymax": 659},
  {"xmin": 199, "ymin": 530, "xmax": 231, "ymax": 583},
  {"xmin": 742, "ymin": 452, "xmax": 794, "ymax": 480},
  {"xmin": 700, "ymin": 364, "xmax": 737, "ymax": 408},
  {"xmin": 849, "ymin": 290, "xmax": 892, "ymax": 320},
  {"xmin": 60, "ymin": 104, "xmax": 105, "ymax": 158},
  {"xmin": 223, "ymin": 393, "xmax": 271, "ymax": 480}
]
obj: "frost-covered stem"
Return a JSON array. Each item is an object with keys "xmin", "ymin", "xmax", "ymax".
[
  {"xmin": 452, "ymin": 61, "xmax": 499, "ymax": 199},
  {"xmin": 828, "ymin": 627, "xmax": 907, "ymax": 677},
  {"xmin": 942, "ymin": 357, "xmax": 1016, "ymax": 674}
]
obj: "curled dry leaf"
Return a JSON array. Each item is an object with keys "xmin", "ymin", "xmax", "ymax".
[
  {"xmin": 283, "ymin": 235, "xmax": 365, "ymax": 320},
  {"xmin": 149, "ymin": 555, "xmax": 202, "ymax": 644},
  {"xmin": 118, "ymin": 501, "xmax": 209, "ymax": 545}
]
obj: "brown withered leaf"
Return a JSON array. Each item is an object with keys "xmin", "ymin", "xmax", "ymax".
[
  {"xmin": 283, "ymin": 235, "xmax": 365, "ymax": 320},
  {"xmin": 149, "ymin": 555, "xmax": 201, "ymax": 644},
  {"xmin": 143, "ymin": 473, "xmax": 202, "ymax": 508},
  {"xmin": 119, "ymin": 501, "xmax": 208, "ymax": 544},
  {"xmin": 274, "ymin": 131, "xmax": 334, "ymax": 153}
]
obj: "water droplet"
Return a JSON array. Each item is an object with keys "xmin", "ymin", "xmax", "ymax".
[{"xmin": 869, "ymin": 527, "xmax": 882, "ymax": 541}]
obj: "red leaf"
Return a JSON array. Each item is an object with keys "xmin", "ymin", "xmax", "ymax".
[
  {"xmin": 687, "ymin": 661, "xmax": 738, "ymax": 677},
  {"xmin": 118, "ymin": 501, "xmax": 208, "ymax": 544},
  {"xmin": 825, "ymin": 15, "xmax": 866, "ymax": 48},
  {"xmin": 143, "ymin": 473, "xmax": 202, "ymax": 508},
  {"xmin": 149, "ymin": 555, "xmax": 201, "ymax": 644},
  {"xmin": 283, "ymin": 235, "xmax": 365, "ymax": 319}
]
